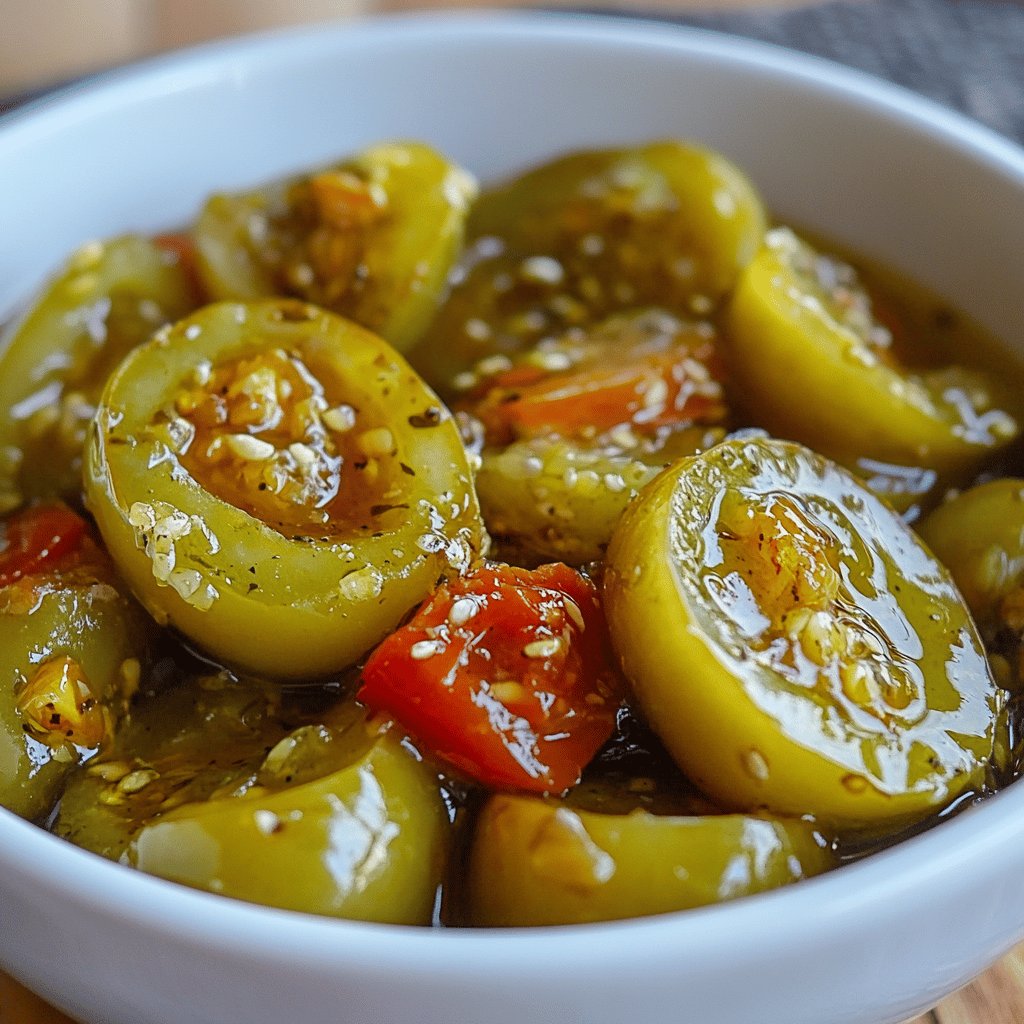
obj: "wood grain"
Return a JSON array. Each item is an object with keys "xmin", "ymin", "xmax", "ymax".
[{"xmin": 0, "ymin": 972, "xmax": 74, "ymax": 1024}]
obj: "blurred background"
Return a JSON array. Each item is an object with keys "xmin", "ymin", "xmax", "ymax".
[
  {"xmin": 2, "ymin": 0, "xmax": 815, "ymax": 96},
  {"xmin": 5, "ymin": 0, "xmax": 1021, "ymax": 145}
]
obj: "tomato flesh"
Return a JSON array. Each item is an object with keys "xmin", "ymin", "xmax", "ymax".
[
  {"xmin": 358, "ymin": 563, "xmax": 621, "ymax": 793},
  {"xmin": 0, "ymin": 505, "xmax": 88, "ymax": 587},
  {"xmin": 474, "ymin": 349, "xmax": 725, "ymax": 445}
]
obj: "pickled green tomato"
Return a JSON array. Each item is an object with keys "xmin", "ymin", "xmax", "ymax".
[
  {"xmin": 0, "ymin": 518, "xmax": 148, "ymax": 821},
  {"xmin": 604, "ymin": 437, "xmax": 1005, "ymax": 827},
  {"xmin": 0, "ymin": 589, "xmax": 144, "ymax": 820},
  {"xmin": 476, "ymin": 430, "xmax": 719, "ymax": 566},
  {"xmin": 918, "ymin": 479, "xmax": 1024, "ymax": 690},
  {"xmin": 85, "ymin": 299, "xmax": 484, "ymax": 679},
  {"xmin": 0, "ymin": 236, "xmax": 196, "ymax": 510},
  {"xmin": 467, "ymin": 793, "xmax": 834, "ymax": 926},
  {"xmin": 130, "ymin": 726, "xmax": 448, "ymax": 923},
  {"xmin": 411, "ymin": 141, "xmax": 766, "ymax": 387},
  {"xmin": 57, "ymin": 687, "xmax": 449, "ymax": 924},
  {"xmin": 55, "ymin": 672, "xmax": 293, "ymax": 860},
  {"xmin": 194, "ymin": 142, "xmax": 475, "ymax": 351},
  {"xmin": 725, "ymin": 229, "xmax": 1019, "ymax": 501}
]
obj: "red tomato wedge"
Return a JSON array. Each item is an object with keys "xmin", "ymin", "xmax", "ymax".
[
  {"xmin": 475, "ymin": 350, "xmax": 726, "ymax": 443},
  {"xmin": 0, "ymin": 504, "xmax": 88, "ymax": 587},
  {"xmin": 358, "ymin": 563, "xmax": 622, "ymax": 794},
  {"xmin": 154, "ymin": 232, "xmax": 206, "ymax": 303}
]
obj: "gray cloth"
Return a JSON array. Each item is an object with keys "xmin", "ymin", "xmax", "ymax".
[{"xmin": 635, "ymin": 0, "xmax": 1024, "ymax": 144}]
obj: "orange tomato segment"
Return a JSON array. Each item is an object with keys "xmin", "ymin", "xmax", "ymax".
[
  {"xmin": 153, "ymin": 232, "xmax": 206, "ymax": 304},
  {"xmin": 357, "ymin": 563, "xmax": 622, "ymax": 794},
  {"xmin": 477, "ymin": 350, "xmax": 726, "ymax": 443}
]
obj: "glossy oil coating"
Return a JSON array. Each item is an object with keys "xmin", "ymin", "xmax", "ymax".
[
  {"xmin": 85, "ymin": 298, "xmax": 484, "ymax": 678},
  {"xmin": 195, "ymin": 141, "xmax": 476, "ymax": 352},
  {"xmin": 605, "ymin": 436, "xmax": 1005, "ymax": 826}
]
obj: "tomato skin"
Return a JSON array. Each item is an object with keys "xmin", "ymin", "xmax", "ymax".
[
  {"xmin": 358, "ymin": 563, "xmax": 621, "ymax": 794},
  {"xmin": 153, "ymin": 232, "xmax": 206, "ymax": 303},
  {"xmin": 0, "ymin": 504, "xmax": 88, "ymax": 587},
  {"xmin": 473, "ymin": 346, "xmax": 726, "ymax": 445}
]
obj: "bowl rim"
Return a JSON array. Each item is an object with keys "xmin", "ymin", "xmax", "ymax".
[
  {"xmin": 3, "ymin": 5, "xmax": 1024, "ymax": 983},
  {"xmin": 3, "ymin": 7, "xmax": 1024, "ymax": 176}
]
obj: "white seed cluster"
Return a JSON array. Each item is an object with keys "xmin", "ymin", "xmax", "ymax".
[{"xmin": 128, "ymin": 500, "xmax": 220, "ymax": 610}]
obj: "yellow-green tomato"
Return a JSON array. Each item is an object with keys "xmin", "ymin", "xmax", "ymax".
[
  {"xmin": 604, "ymin": 436, "xmax": 1005, "ymax": 828},
  {"xmin": 918, "ymin": 478, "xmax": 1024, "ymax": 620},
  {"xmin": 467, "ymin": 793, "xmax": 834, "ymax": 926},
  {"xmin": 918, "ymin": 479, "xmax": 1024, "ymax": 690},
  {"xmin": 55, "ymin": 671, "xmax": 295, "ymax": 860},
  {"xmin": 0, "ymin": 566, "xmax": 148, "ymax": 821},
  {"xmin": 194, "ymin": 141, "xmax": 476, "ymax": 351},
  {"xmin": 477, "ymin": 429, "xmax": 721, "ymax": 566},
  {"xmin": 725, "ymin": 229, "xmax": 1019, "ymax": 492},
  {"xmin": 411, "ymin": 141, "xmax": 766, "ymax": 387},
  {"xmin": 0, "ymin": 236, "xmax": 196, "ymax": 510},
  {"xmin": 85, "ymin": 299, "xmax": 484, "ymax": 679},
  {"xmin": 129, "ymin": 727, "xmax": 449, "ymax": 924}
]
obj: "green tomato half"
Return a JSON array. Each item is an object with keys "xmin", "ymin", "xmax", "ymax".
[
  {"xmin": 85, "ymin": 299, "xmax": 484, "ymax": 679},
  {"xmin": 604, "ymin": 436, "xmax": 1005, "ymax": 828},
  {"xmin": 467, "ymin": 792, "xmax": 834, "ymax": 926},
  {"xmin": 411, "ymin": 140, "xmax": 766, "ymax": 388},
  {"xmin": 918, "ymin": 479, "xmax": 1024, "ymax": 692},
  {"xmin": 194, "ymin": 141, "xmax": 476, "ymax": 351},
  {"xmin": 58, "ymin": 687, "xmax": 449, "ymax": 924},
  {"xmin": 129, "ymin": 726, "xmax": 448, "ymax": 923},
  {"xmin": 477, "ymin": 428, "xmax": 722, "ymax": 566},
  {"xmin": 918, "ymin": 479, "xmax": 1024, "ymax": 623},
  {"xmin": 0, "ymin": 236, "xmax": 196, "ymax": 510},
  {"xmin": 0, "ymin": 574, "xmax": 148, "ymax": 821},
  {"xmin": 725, "ymin": 229, "xmax": 1019, "ymax": 496}
]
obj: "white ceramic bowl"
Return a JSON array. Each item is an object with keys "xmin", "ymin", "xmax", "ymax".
[{"xmin": 3, "ymin": 12, "xmax": 1024, "ymax": 1024}]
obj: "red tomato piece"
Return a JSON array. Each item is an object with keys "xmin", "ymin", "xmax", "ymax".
[
  {"xmin": 0, "ymin": 504, "xmax": 88, "ymax": 588},
  {"xmin": 475, "ymin": 349, "xmax": 726, "ymax": 443},
  {"xmin": 464, "ymin": 317, "xmax": 728, "ymax": 447},
  {"xmin": 153, "ymin": 232, "xmax": 205, "ymax": 304},
  {"xmin": 358, "ymin": 563, "xmax": 622, "ymax": 794}
]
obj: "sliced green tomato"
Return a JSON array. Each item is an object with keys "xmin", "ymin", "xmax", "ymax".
[
  {"xmin": 918, "ymin": 479, "xmax": 1024, "ymax": 690},
  {"xmin": 410, "ymin": 141, "xmax": 766, "ymax": 387},
  {"xmin": 0, "ymin": 573, "xmax": 148, "ymax": 821},
  {"xmin": 478, "ymin": 428, "xmax": 723, "ymax": 565},
  {"xmin": 128, "ymin": 727, "xmax": 448, "ymax": 923},
  {"xmin": 55, "ymin": 672, "xmax": 296, "ymax": 860},
  {"xmin": 0, "ymin": 236, "xmax": 197, "ymax": 510},
  {"xmin": 58, "ymin": 687, "xmax": 449, "ymax": 924},
  {"xmin": 604, "ymin": 437, "xmax": 1005, "ymax": 827},
  {"xmin": 467, "ymin": 792, "xmax": 834, "ymax": 926},
  {"xmin": 725, "ymin": 229, "xmax": 1019, "ymax": 490},
  {"xmin": 194, "ymin": 141, "xmax": 476, "ymax": 351},
  {"xmin": 84, "ymin": 299, "xmax": 484, "ymax": 679}
]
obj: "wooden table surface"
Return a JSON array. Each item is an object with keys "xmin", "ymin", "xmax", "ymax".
[{"xmin": 2, "ymin": 1, "xmax": 1023, "ymax": 1021}]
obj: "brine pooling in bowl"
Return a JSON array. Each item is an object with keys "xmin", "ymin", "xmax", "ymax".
[{"xmin": 1, "ymin": 137, "xmax": 1022, "ymax": 927}]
